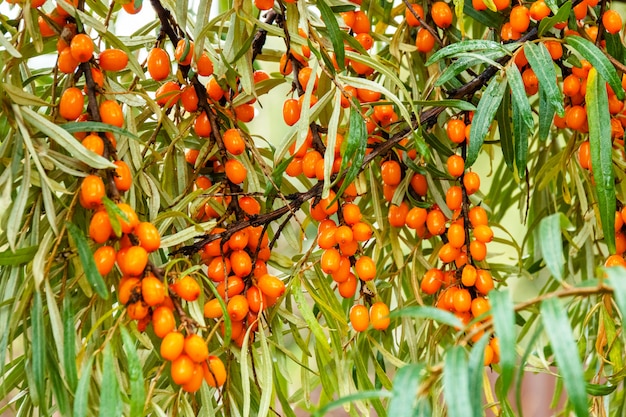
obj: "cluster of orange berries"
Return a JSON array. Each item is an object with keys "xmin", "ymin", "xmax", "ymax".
[
  {"xmin": 403, "ymin": 1, "xmax": 453, "ymax": 53},
  {"xmin": 200, "ymin": 224, "xmax": 285, "ymax": 347}
]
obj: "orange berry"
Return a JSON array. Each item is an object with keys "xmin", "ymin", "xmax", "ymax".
[
  {"xmin": 355, "ymin": 256, "xmax": 376, "ymax": 281},
  {"xmin": 194, "ymin": 111, "xmax": 212, "ymax": 138},
  {"xmin": 475, "ymin": 269, "xmax": 494, "ymax": 294},
  {"xmin": 321, "ymin": 248, "xmax": 342, "ymax": 274},
  {"xmin": 438, "ymin": 242, "xmax": 460, "ymax": 264},
  {"xmin": 426, "ymin": 209, "xmax": 446, "ymax": 235},
  {"xmin": 447, "ymin": 223, "xmax": 466, "ymax": 249},
  {"xmin": 406, "ymin": 3, "xmax": 425, "ymax": 26},
  {"xmin": 225, "ymin": 159, "xmax": 247, "ymax": 184},
  {"xmin": 431, "ymin": 1, "xmax": 453, "ymax": 28},
  {"xmin": 100, "ymin": 100, "xmax": 124, "ymax": 127},
  {"xmin": 447, "ymin": 154, "xmax": 465, "ymax": 177},
  {"xmin": 80, "ymin": 174, "xmax": 105, "ymax": 210},
  {"xmin": 463, "ymin": 171, "xmax": 480, "ymax": 195},
  {"xmin": 461, "ymin": 264, "xmax": 477, "ymax": 287},
  {"xmin": 230, "ymin": 250, "xmax": 252, "ymax": 278},
  {"xmin": 415, "ymin": 28, "xmax": 436, "ymax": 53},
  {"xmin": 447, "ymin": 119, "xmax": 466, "ymax": 144},
  {"xmin": 369, "ymin": 302, "xmax": 390, "ymax": 330},
  {"xmin": 381, "ymin": 160, "xmax": 402, "ymax": 186},
  {"xmin": 196, "ymin": 52, "xmax": 214, "ymax": 76},
  {"xmin": 203, "ymin": 356, "xmax": 227, "ymax": 388},
  {"xmin": 93, "ymin": 245, "xmax": 116, "ymax": 276},
  {"xmin": 171, "ymin": 354, "xmax": 194, "ymax": 385},
  {"xmin": 99, "ymin": 49, "xmax": 128, "ymax": 71},
  {"xmin": 58, "ymin": 47, "xmax": 79, "ymax": 74},
  {"xmin": 446, "ymin": 185, "xmax": 463, "ymax": 211},
  {"xmin": 453, "ymin": 288, "xmax": 472, "ymax": 312},
  {"xmin": 510, "ymin": 5, "xmax": 530, "ymax": 33},
  {"xmin": 471, "ymin": 296, "xmax": 490, "ymax": 319},
  {"xmin": 421, "ymin": 268, "xmax": 444, "ymax": 295},
  {"xmin": 70, "ymin": 34, "xmax": 93, "ymax": 63},
  {"xmin": 283, "ymin": 98, "xmax": 301, "ymax": 126},
  {"xmin": 493, "ymin": 0, "xmax": 509, "ymax": 11},
  {"xmin": 171, "ymin": 275, "xmax": 201, "ymax": 301},
  {"xmin": 216, "ymin": 276, "xmax": 245, "ymax": 299},
  {"xmin": 388, "ymin": 202, "xmax": 410, "ymax": 227},
  {"xmin": 127, "ymin": 301, "xmax": 149, "ymax": 320},
  {"xmin": 338, "ymin": 273, "xmax": 358, "ymax": 298},
  {"xmin": 352, "ymin": 221, "xmax": 373, "ymax": 241},
  {"xmin": 406, "ymin": 207, "xmax": 428, "ymax": 230},
  {"xmin": 184, "ymin": 333, "xmax": 209, "ymax": 363},
  {"xmin": 522, "ymin": 68, "xmax": 539, "ymax": 95},
  {"xmin": 350, "ymin": 305, "xmax": 370, "ymax": 332},
  {"xmin": 257, "ymin": 274, "xmax": 285, "ymax": 298},
  {"xmin": 174, "ymin": 39, "xmax": 194, "ymax": 66},
  {"xmin": 147, "ymin": 48, "xmax": 171, "ymax": 81},
  {"xmin": 118, "ymin": 245, "xmax": 148, "ymax": 277},
  {"xmin": 89, "ymin": 211, "xmax": 112, "ymax": 244},
  {"xmin": 118, "ymin": 277, "xmax": 140, "ymax": 305},
  {"xmin": 474, "ymin": 224, "xmax": 494, "ymax": 243},
  {"xmin": 227, "ymin": 294, "xmax": 249, "ymax": 321},
  {"xmin": 603, "ymin": 10, "xmax": 623, "ymax": 34},
  {"xmin": 152, "ymin": 306, "xmax": 176, "ymax": 338},
  {"xmin": 223, "ymin": 128, "xmax": 246, "ymax": 155},
  {"xmin": 160, "ymin": 332, "xmax": 185, "ymax": 361},
  {"xmin": 469, "ymin": 239, "xmax": 487, "ymax": 261},
  {"xmin": 566, "ymin": 105, "xmax": 587, "ymax": 131},
  {"xmin": 181, "ymin": 364, "xmax": 204, "ymax": 393},
  {"xmin": 578, "ymin": 140, "xmax": 592, "ymax": 169},
  {"xmin": 204, "ymin": 298, "xmax": 224, "ymax": 319},
  {"xmin": 352, "ymin": 10, "xmax": 371, "ymax": 34},
  {"xmin": 410, "ymin": 173, "xmax": 428, "ymax": 196},
  {"xmin": 116, "ymin": 203, "xmax": 139, "ymax": 234},
  {"xmin": 59, "ymin": 87, "xmax": 84, "ymax": 120},
  {"xmin": 134, "ymin": 221, "xmax": 160, "ymax": 252},
  {"xmin": 142, "ymin": 275, "xmax": 166, "ymax": 307}
]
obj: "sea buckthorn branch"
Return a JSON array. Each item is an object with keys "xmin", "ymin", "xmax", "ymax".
[{"xmin": 252, "ymin": 10, "xmax": 279, "ymax": 62}]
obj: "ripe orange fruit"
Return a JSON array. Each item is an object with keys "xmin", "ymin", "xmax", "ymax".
[
  {"xmin": 406, "ymin": 207, "xmax": 428, "ymax": 230},
  {"xmin": 155, "ymin": 81, "xmax": 181, "ymax": 108},
  {"xmin": 453, "ymin": 288, "xmax": 471, "ymax": 313},
  {"xmin": 153, "ymin": 306, "xmax": 176, "ymax": 338},
  {"xmin": 578, "ymin": 140, "xmax": 591, "ymax": 170},
  {"xmin": 342, "ymin": 203, "xmax": 362, "ymax": 226},
  {"xmin": 113, "ymin": 160, "xmax": 132, "ymax": 192},
  {"xmin": 254, "ymin": 0, "xmax": 274, "ymax": 10},
  {"xmin": 182, "ymin": 363, "xmax": 204, "ymax": 393},
  {"xmin": 529, "ymin": 0, "xmax": 550, "ymax": 19},
  {"xmin": 204, "ymin": 298, "xmax": 224, "ymax": 319},
  {"xmin": 171, "ymin": 354, "xmax": 194, "ymax": 385},
  {"xmin": 142, "ymin": 275, "xmax": 166, "ymax": 306},
  {"xmin": 196, "ymin": 52, "xmax": 214, "ymax": 76},
  {"xmin": 81, "ymin": 134, "xmax": 104, "ymax": 156},
  {"xmin": 463, "ymin": 171, "xmax": 480, "ymax": 195},
  {"xmin": 203, "ymin": 356, "xmax": 227, "ymax": 387},
  {"xmin": 352, "ymin": 10, "xmax": 371, "ymax": 34},
  {"xmin": 603, "ymin": 10, "xmax": 623, "ymax": 34},
  {"xmin": 421, "ymin": 268, "xmax": 443, "ymax": 295},
  {"xmin": 352, "ymin": 221, "xmax": 373, "ymax": 241},
  {"xmin": 447, "ymin": 154, "xmax": 465, "ymax": 178},
  {"xmin": 321, "ymin": 248, "xmax": 341, "ymax": 274},
  {"xmin": 257, "ymin": 274, "xmax": 285, "ymax": 298},
  {"xmin": 115, "ymin": 203, "xmax": 139, "ymax": 235},
  {"xmin": 58, "ymin": 47, "xmax": 79, "ymax": 74},
  {"xmin": 216, "ymin": 276, "xmax": 245, "ymax": 298},
  {"xmin": 410, "ymin": 173, "xmax": 428, "ymax": 196},
  {"xmin": 225, "ymin": 159, "xmax": 247, "ymax": 184},
  {"xmin": 438, "ymin": 242, "xmax": 460, "ymax": 263},
  {"xmin": 468, "ymin": 206, "xmax": 488, "ymax": 227},
  {"xmin": 566, "ymin": 105, "xmax": 587, "ymax": 131},
  {"xmin": 80, "ymin": 174, "xmax": 106, "ymax": 210},
  {"xmin": 522, "ymin": 68, "xmax": 538, "ymax": 95},
  {"xmin": 174, "ymin": 39, "xmax": 194, "ymax": 66},
  {"xmin": 461, "ymin": 264, "xmax": 477, "ymax": 287},
  {"xmin": 170, "ymin": 275, "xmax": 201, "ymax": 301},
  {"xmin": 184, "ymin": 333, "xmax": 209, "ymax": 363},
  {"xmin": 239, "ymin": 196, "xmax": 261, "ymax": 216},
  {"xmin": 446, "ymin": 185, "xmax": 463, "ymax": 211},
  {"xmin": 355, "ymin": 256, "xmax": 376, "ymax": 281},
  {"xmin": 160, "ymin": 331, "xmax": 185, "ymax": 361},
  {"xmin": 227, "ymin": 294, "xmax": 249, "ymax": 321},
  {"xmin": 510, "ymin": 5, "xmax": 530, "ymax": 33},
  {"xmin": 350, "ymin": 305, "xmax": 370, "ymax": 332},
  {"xmin": 447, "ymin": 119, "xmax": 466, "ymax": 144},
  {"xmin": 134, "ymin": 221, "xmax": 160, "ymax": 252},
  {"xmin": 426, "ymin": 209, "xmax": 446, "ymax": 235},
  {"xmin": 194, "ymin": 111, "xmax": 212, "ymax": 137},
  {"xmin": 283, "ymin": 98, "xmax": 301, "ymax": 126},
  {"xmin": 563, "ymin": 75, "xmax": 581, "ymax": 97},
  {"xmin": 223, "ymin": 129, "xmax": 246, "ymax": 155},
  {"xmin": 93, "ymin": 245, "xmax": 116, "ymax": 275},
  {"xmin": 147, "ymin": 48, "xmax": 171, "ymax": 81},
  {"xmin": 415, "ymin": 28, "xmax": 435, "ymax": 53},
  {"xmin": 118, "ymin": 245, "xmax": 148, "ymax": 277},
  {"xmin": 230, "ymin": 250, "xmax": 252, "ymax": 277},
  {"xmin": 475, "ymin": 269, "xmax": 494, "ymax": 294},
  {"xmin": 338, "ymin": 272, "xmax": 358, "ymax": 298},
  {"xmin": 118, "ymin": 276, "xmax": 140, "ymax": 305},
  {"xmin": 100, "ymin": 100, "xmax": 124, "ymax": 127},
  {"xmin": 431, "ymin": 2, "xmax": 453, "ymax": 29},
  {"xmin": 381, "ymin": 160, "xmax": 402, "ymax": 186},
  {"xmin": 98, "ymin": 49, "xmax": 128, "ymax": 71},
  {"xmin": 493, "ymin": 0, "xmax": 509, "ymax": 10},
  {"xmin": 405, "ymin": 3, "xmax": 425, "ymax": 26},
  {"xmin": 447, "ymin": 223, "xmax": 466, "ymax": 249},
  {"xmin": 70, "ymin": 34, "xmax": 93, "ymax": 63},
  {"xmin": 469, "ymin": 239, "xmax": 487, "ymax": 261},
  {"xmin": 471, "ymin": 296, "xmax": 490, "ymax": 319},
  {"xmin": 369, "ymin": 302, "xmax": 390, "ymax": 330},
  {"xmin": 127, "ymin": 301, "xmax": 149, "ymax": 320},
  {"xmin": 474, "ymin": 224, "xmax": 494, "ymax": 243},
  {"xmin": 59, "ymin": 87, "xmax": 84, "ymax": 120}
]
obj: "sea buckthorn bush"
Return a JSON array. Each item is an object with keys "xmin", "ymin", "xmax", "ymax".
[{"xmin": 2, "ymin": 0, "xmax": 626, "ymax": 415}]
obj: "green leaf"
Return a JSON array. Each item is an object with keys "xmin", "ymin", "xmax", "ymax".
[
  {"xmin": 311, "ymin": 390, "xmax": 393, "ymax": 417},
  {"xmin": 467, "ymin": 74, "xmax": 507, "ymax": 166},
  {"xmin": 606, "ymin": 266, "xmax": 626, "ymax": 339},
  {"xmin": 31, "ymin": 291, "xmax": 45, "ymax": 407},
  {"xmin": 524, "ymin": 42, "xmax": 564, "ymax": 117},
  {"xmin": 468, "ymin": 334, "xmax": 490, "ymax": 417},
  {"xmin": 59, "ymin": 122, "xmax": 140, "ymax": 141},
  {"xmin": 2, "ymin": 82, "xmax": 48, "ymax": 106},
  {"xmin": 335, "ymin": 106, "xmax": 367, "ymax": 200},
  {"xmin": 73, "ymin": 356, "xmax": 94, "ymax": 417},
  {"xmin": 66, "ymin": 222, "xmax": 109, "ymax": 299},
  {"xmin": 537, "ymin": 87, "xmax": 554, "ymax": 141},
  {"xmin": 490, "ymin": 289, "xmax": 515, "ymax": 395},
  {"xmin": 443, "ymin": 346, "xmax": 472, "ymax": 417},
  {"xmin": 121, "ymin": 327, "xmax": 145, "ymax": 417},
  {"xmin": 317, "ymin": 0, "xmax": 345, "ymax": 70},
  {"xmin": 21, "ymin": 107, "xmax": 115, "ymax": 170},
  {"xmin": 389, "ymin": 306, "xmax": 463, "ymax": 328},
  {"xmin": 506, "ymin": 65, "xmax": 533, "ymax": 177},
  {"xmin": 539, "ymin": 213, "xmax": 564, "ymax": 281},
  {"xmin": 540, "ymin": 298, "xmax": 589, "ymax": 417},
  {"xmin": 567, "ymin": 35, "xmax": 624, "ymax": 100},
  {"xmin": 538, "ymin": 1, "xmax": 571, "ymax": 36},
  {"xmin": 292, "ymin": 275, "xmax": 330, "ymax": 352},
  {"xmin": 586, "ymin": 383, "xmax": 617, "ymax": 396},
  {"xmin": 63, "ymin": 297, "xmax": 78, "ymax": 391},
  {"xmin": 497, "ymin": 87, "xmax": 515, "ymax": 172},
  {"xmin": 426, "ymin": 40, "xmax": 507, "ymax": 66},
  {"xmin": 604, "ymin": 32, "xmax": 625, "ymax": 65},
  {"xmin": 0, "ymin": 246, "xmax": 37, "ymax": 265},
  {"xmin": 388, "ymin": 364, "xmax": 424, "ymax": 417},
  {"xmin": 102, "ymin": 197, "xmax": 125, "ymax": 238},
  {"xmin": 412, "ymin": 99, "xmax": 476, "ymax": 111},
  {"xmin": 99, "ymin": 343, "xmax": 122, "ymax": 417},
  {"xmin": 586, "ymin": 68, "xmax": 616, "ymax": 253}
]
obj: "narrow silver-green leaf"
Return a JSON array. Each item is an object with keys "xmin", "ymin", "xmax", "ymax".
[
  {"xmin": 426, "ymin": 40, "xmax": 507, "ymax": 66},
  {"xmin": 63, "ymin": 297, "xmax": 78, "ymax": 391},
  {"xmin": 586, "ymin": 68, "xmax": 616, "ymax": 253},
  {"xmin": 388, "ymin": 364, "xmax": 424, "ymax": 417},
  {"xmin": 73, "ymin": 356, "xmax": 94, "ymax": 417},
  {"xmin": 606, "ymin": 267, "xmax": 626, "ymax": 340},
  {"xmin": 66, "ymin": 222, "xmax": 109, "ymax": 299},
  {"xmin": 525, "ymin": 42, "xmax": 564, "ymax": 117},
  {"xmin": 31, "ymin": 291, "xmax": 45, "ymax": 406},
  {"xmin": 292, "ymin": 275, "xmax": 330, "ymax": 352},
  {"xmin": 121, "ymin": 327, "xmax": 145, "ymax": 417},
  {"xmin": 490, "ymin": 289, "xmax": 515, "ymax": 395},
  {"xmin": 506, "ymin": 65, "xmax": 533, "ymax": 176},
  {"xmin": 540, "ymin": 298, "xmax": 589, "ymax": 417},
  {"xmin": 538, "ymin": 1, "xmax": 571, "ymax": 36},
  {"xmin": 7, "ymin": 151, "xmax": 30, "ymax": 251},
  {"xmin": 444, "ymin": 346, "xmax": 473, "ymax": 417},
  {"xmin": 567, "ymin": 36, "xmax": 624, "ymax": 100},
  {"xmin": 389, "ymin": 306, "xmax": 463, "ymax": 328},
  {"xmin": 311, "ymin": 390, "xmax": 393, "ymax": 417},
  {"xmin": 497, "ymin": 88, "xmax": 515, "ymax": 172},
  {"xmin": 334, "ymin": 106, "xmax": 367, "ymax": 201},
  {"xmin": 0, "ymin": 246, "xmax": 37, "ymax": 265},
  {"xmin": 468, "ymin": 334, "xmax": 490, "ymax": 417},
  {"xmin": 317, "ymin": 0, "xmax": 345, "ymax": 70},
  {"xmin": 99, "ymin": 343, "xmax": 122, "ymax": 417},
  {"xmin": 467, "ymin": 75, "xmax": 507, "ymax": 166},
  {"xmin": 539, "ymin": 213, "xmax": 564, "ymax": 281},
  {"xmin": 21, "ymin": 107, "xmax": 115, "ymax": 170}
]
